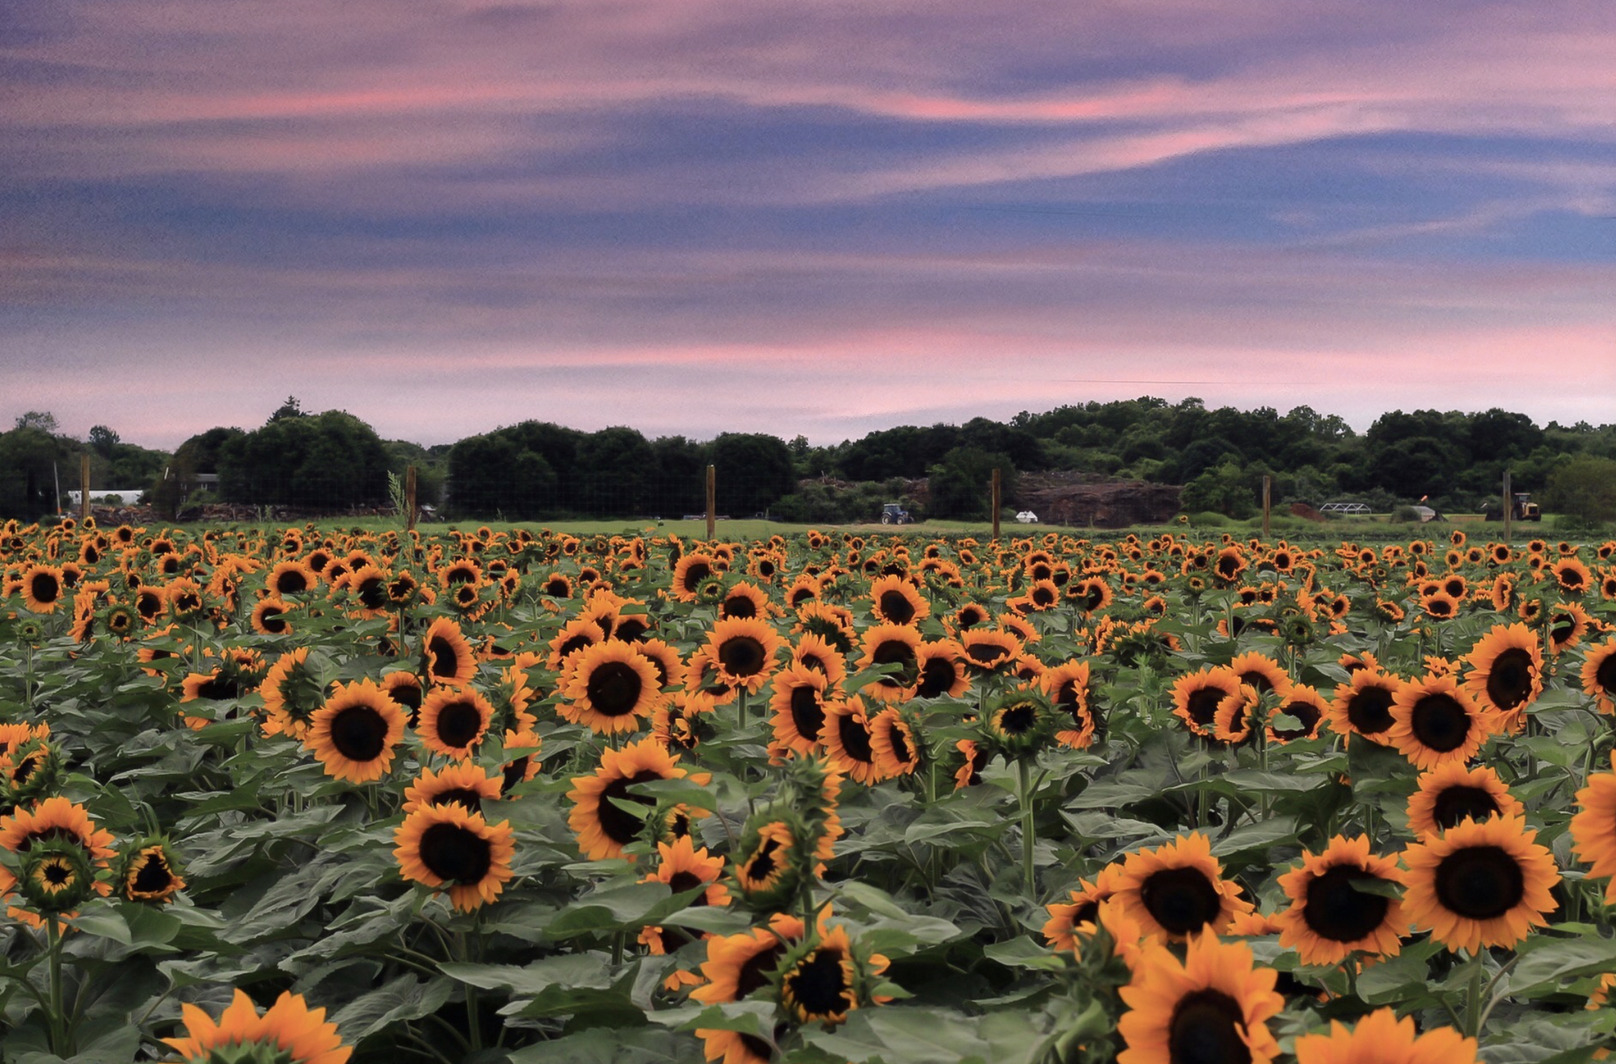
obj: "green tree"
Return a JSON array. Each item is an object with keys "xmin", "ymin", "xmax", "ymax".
[
  {"xmin": 219, "ymin": 409, "xmax": 389, "ymax": 510},
  {"xmin": 711, "ymin": 433, "xmax": 795, "ymax": 516},
  {"xmin": 928, "ymin": 447, "xmax": 1014, "ymax": 520},
  {"xmin": 578, "ymin": 427, "xmax": 656, "ymax": 516},
  {"xmin": 88, "ymin": 425, "xmax": 120, "ymax": 458},
  {"xmin": 1542, "ymin": 455, "xmax": 1616, "ymax": 526},
  {"xmin": 0, "ymin": 423, "xmax": 71, "ymax": 517},
  {"xmin": 1181, "ymin": 457, "xmax": 1258, "ymax": 518}
]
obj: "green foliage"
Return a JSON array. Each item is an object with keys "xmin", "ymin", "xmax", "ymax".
[
  {"xmin": 218, "ymin": 408, "xmax": 391, "ymax": 510},
  {"xmin": 1543, "ymin": 454, "xmax": 1616, "ymax": 526},
  {"xmin": 1180, "ymin": 457, "xmax": 1257, "ymax": 518},
  {"xmin": 928, "ymin": 447, "xmax": 1015, "ymax": 520}
]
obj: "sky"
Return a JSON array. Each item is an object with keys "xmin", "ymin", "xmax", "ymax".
[{"xmin": 3, "ymin": 0, "xmax": 1614, "ymax": 451}]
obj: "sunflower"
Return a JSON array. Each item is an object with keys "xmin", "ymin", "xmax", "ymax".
[
  {"xmin": 672, "ymin": 551, "xmax": 722, "ymax": 602},
  {"xmin": 770, "ymin": 663, "xmax": 832, "ymax": 755},
  {"xmin": 1042, "ymin": 660, "xmax": 1100, "ymax": 749},
  {"xmin": 959, "ymin": 628, "xmax": 1023, "ymax": 676},
  {"xmin": 704, "ymin": 617, "xmax": 785, "ymax": 694},
  {"xmin": 266, "ymin": 558, "xmax": 319, "ymax": 597},
  {"xmin": 420, "ymin": 616, "xmax": 478, "ymax": 686},
  {"xmin": 692, "ymin": 914, "xmax": 806, "ymax": 1064},
  {"xmin": 1582, "ymin": 638, "xmax": 1616, "ymax": 715},
  {"xmin": 1069, "ymin": 576, "xmax": 1114, "ymax": 612},
  {"xmin": 305, "ymin": 678, "xmax": 408, "ymax": 783},
  {"xmin": 20, "ymin": 564, "xmax": 66, "ymax": 614},
  {"xmin": 1571, "ymin": 757, "xmax": 1616, "ymax": 901},
  {"xmin": 1548, "ymin": 601, "xmax": 1595, "ymax": 654},
  {"xmin": 1043, "ymin": 864, "xmax": 1126, "ymax": 952},
  {"xmin": 914, "ymin": 639, "xmax": 970, "ymax": 700},
  {"xmin": 1114, "ymin": 832, "xmax": 1253, "ymax": 943},
  {"xmin": 1169, "ymin": 667, "xmax": 1242, "ymax": 739},
  {"xmin": 1553, "ymin": 556, "xmax": 1594, "ymax": 596},
  {"xmin": 380, "ymin": 670, "xmax": 425, "ymax": 725},
  {"xmin": 1326, "ymin": 668, "xmax": 1402, "ymax": 745},
  {"xmin": 416, "ymin": 686, "xmax": 494, "ymax": 758},
  {"xmin": 1387, "ymin": 674, "xmax": 1494, "ymax": 771},
  {"xmin": 868, "ymin": 707, "xmax": 921, "ymax": 779},
  {"xmin": 567, "ymin": 737, "xmax": 704, "ymax": 861},
  {"xmin": 866, "ymin": 574, "xmax": 929, "ymax": 626},
  {"xmin": 1292, "ymin": 1007, "xmax": 1477, "ymax": 1064},
  {"xmin": 778, "ymin": 924, "xmax": 860, "ymax": 1027},
  {"xmin": 638, "ymin": 834, "xmax": 732, "ymax": 955},
  {"xmin": 117, "ymin": 839, "xmax": 186, "ymax": 903},
  {"xmin": 1461, "ymin": 623, "xmax": 1543, "ymax": 730},
  {"xmin": 822, "ymin": 697, "xmax": 879, "ymax": 785},
  {"xmin": 853, "ymin": 622, "xmax": 922, "ymax": 703},
  {"xmin": 1266, "ymin": 684, "xmax": 1328, "ymax": 743},
  {"xmin": 1117, "ymin": 933, "xmax": 1283, "ymax": 1064},
  {"xmin": 1227, "ymin": 651, "xmax": 1292, "ymax": 698},
  {"xmin": 0, "ymin": 796, "xmax": 116, "ymax": 917},
  {"xmin": 732, "ymin": 818, "xmax": 800, "ymax": 906},
  {"xmin": 1274, "ymin": 835, "xmax": 1406, "ymax": 966},
  {"xmin": 1406, "ymin": 762, "xmax": 1522, "ymax": 841},
  {"xmin": 162, "ymin": 988, "xmax": 351, "ymax": 1064},
  {"xmin": 393, "ymin": 802, "xmax": 515, "ymax": 912},
  {"xmin": 559, "ymin": 639, "xmax": 663, "ymax": 735},
  {"xmin": 1402, "ymin": 815, "xmax": 1559, "ymax": 953}
]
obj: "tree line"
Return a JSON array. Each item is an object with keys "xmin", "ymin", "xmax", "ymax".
[{"xmin": 3, "ymin": 397, "xmax": 1614, "ymax": 524}]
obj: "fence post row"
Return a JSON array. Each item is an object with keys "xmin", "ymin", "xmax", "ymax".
[{"xmin": 80, "ymin": 454, "xmax": 91, "ymax": 521}]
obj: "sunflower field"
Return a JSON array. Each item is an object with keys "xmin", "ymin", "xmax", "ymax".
[{"xmin": 4, "ymin": 517, "xmax": 1616, "ymax": 1064}]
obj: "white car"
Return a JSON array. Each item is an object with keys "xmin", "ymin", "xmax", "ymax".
[{"xmin": 1015, "ymin": 510, "xmax": 1038, "ymax": 523}]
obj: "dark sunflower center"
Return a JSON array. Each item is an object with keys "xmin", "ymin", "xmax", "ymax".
[
  {"xmin": 1410, "ymin": 694, "xmax": 1471, "ymax": 752},
  {"xmin": 1432, "ymin": 786, "xmax": 1500, "ymax": 830},
  {"xmin": 736, "ymin": 943, "xmax": 787, "ymax": 998},
  {"xmin": 1186, "ymin": 687, "xmax": 1230, "ymax": 727},
  {"xmin": 870, "ymin": 639, "xmax": 919, "ymax": 687},
  {"xmin": 1273, "ymin": 700, "xmax": 1320, "ymax": 740},
  {"xmin": 789, "ymin": 685, "xmax": 825, "ymax": 742},
  {"xmin": 917, "ymin": 656, "xmax": 958, "ymax": 698},
  {"xmin": 836, "ymin": 713, "xmax": 874, "ymax": 763},
  {"xmin": 1434, "ymin": 845, "xmax": 1524, "ymax": 920},
  {"xmin": 680, "ymin": 561, "xmax": 713, "ymax": 593},
  {"xmin": 723, "ymin": 596, "xmax": 758, "ymax": 619},
  {"xmin": 1595, "ymin": 653, "xmax": 1616, "ymax": 697},
  {"xmin": 787, "ymin": 947, "xmax": 851, "ymax": 1018},
  {"xmin": 1346, "ymin": 686, "xmax": 1396, "ymax": 735},
  {"xmin": 666, "ymin": 869, "xmax": 706, "ymax": 898},
  {"xmin": 418, "ymin": 822, "xmax": 493, "ymax": 884},
  {"xmin": 501, "ymin": 757, "xmax": 530, "ymax": 793},
  {"xmin": 330, "ymin": 704, "xmax": 390, "ymax": 761},
  {"xmin": 195, "ymin": 675, "xmax": 238, "ymax": 700},
  {"xmin": 615, "ymin": 617, "xmax": 650, "ymax": 642},
  {"xmin": 131, "ymin": 853, "xmax": 173, "ymax": 894},
  {"xmin": 259, "ymin": 607, "xmax": 288, "ymax": 633},
  {"xmin": 276, "ymin": 570, "xmax": 309, "ymax": 594},
  {"xmin": 435, "ymin": 700, "xmax": 484, "ymax": 749},
  {"xmin": 966, "ymin": 641, "xmax": 1010, "ymax": 666},
  {"xmin": 887, "ymin": 722, "xmax": 913, "ymax": 764},
  {"xmin": 1139, "ymin": 866, "xmax": 1223, "ymax": 935},
  {"xmin": 1168, "ymin": 989, "xmax": 1250, "ymax": 1064},
  {"xmin": 586, "ymin": 661, "xmax": 644, "ymax": 717},
  {"xmin": 597, "ymin": 770, "xmax": 663, "ymax": 844},
  {"xmin": 356, "ymin": 576, "xmax": 387, "ymax": 609},
  {"xmin": 43, "ymin": 860, "xmax": 73, "ymax": 886},
  {"xmin": 878, "ymin": 589, "xmax": 916, "ymax": 625},
  {"xmin": 997, "ymin": 703, "xmax": 1037, "ymax": 736},
  {"xmin": 430, "ymin": 787, "xmax": 485, "ymax": 812},
  {"xmin": 428, "ymin": 635, "xmax": 462, "ymax": 679},
  {"xmin": 1485, "ymin": 649, "xmax": 1535, "ymax": 709},
  {"xmin": 718, "ymin": 636, "xmax": 768, "ymax": 678},
  {"xmin": 1302, "ymin": 865, "xmax": 1391, "ymax": 942},
  {"xmin": 744, "ymin": 835, "xmax": 783, "ymax": 884},
  {"xmin": 30, "ymin": 572, "xmax": 61, "ymax": 602}
]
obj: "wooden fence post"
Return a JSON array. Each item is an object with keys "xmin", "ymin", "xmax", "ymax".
[
  {"xmin": 405, "ymin": 465, "xmax": 418, "ymax": 532},
  {"xmin": 991, "ymin": 467, "xmax": 1001, "ymax": 542},
  {"xmin": 1262, "ymin": 475, "xmax": 1272, "ymax": 539},
  {"xmin": 706, "ymin": 464, "xmax": 716, "ymax": 541},
  {"xmin": 80, "ymin": 454, "xmax": 91, "ymax": 521}
]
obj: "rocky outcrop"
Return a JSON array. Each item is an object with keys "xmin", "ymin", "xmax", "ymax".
[{"xmin": 1012, "ymin": 472, "xmax": 1183, "ymax": 529}]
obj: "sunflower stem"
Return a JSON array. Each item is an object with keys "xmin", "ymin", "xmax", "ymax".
[
  {"xmin": 1461, "ymin": 949, "xmax": 1486, "ymax": 1038},
  {"xmin": 457, "ymin": 928, "xmax": 484, "ymax": 1052},
  {"xmin": 1018, "ymin": 757, "xmax": 1037, "ymax": 896},
  {"xmin": 46, "ymin": 916, "xmax": 70, "ymax": 1056}
]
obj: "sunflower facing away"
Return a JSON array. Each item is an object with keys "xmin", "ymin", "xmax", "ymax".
[{"xmin": 162, "ymin": 988, "xmax": 351, "ymax": 1064}]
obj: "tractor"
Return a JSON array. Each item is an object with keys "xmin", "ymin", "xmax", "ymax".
[
  {"xmin": 879, "ymin": 503, "xmax": 914, "ymax": 525},
  {"xmin": 1483, "ymin": 492, "xmax": 1541, "ymax": 522}
]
